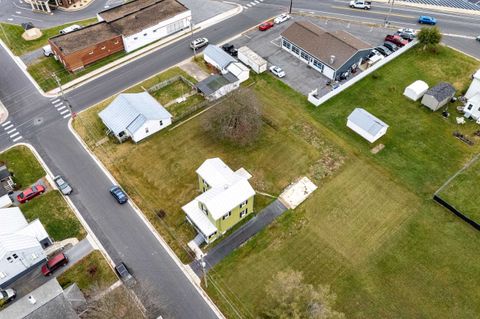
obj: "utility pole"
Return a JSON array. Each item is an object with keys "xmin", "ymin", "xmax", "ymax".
[
  {"xmin": 190, "ymin": 19, "xmax": 196, "ymax": 60},
  {"xmin": 385, "ymin": 0, "xmax": 395, "ymax": 26},
  {"xmin": 52, "ymin": 73, "xmax": 74, "ymax": 119},
  {"xmin": 289, "ymin": 0, "xmax": 293, "ymax": 14},
  {"xmin": 200, "ymin": 254, "xmax": 207, "ymax": 288}
]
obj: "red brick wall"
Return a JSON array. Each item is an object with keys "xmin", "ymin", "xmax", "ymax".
[{"xmin": 49, "ymin": 35, "xmax": 124, "ymax": 72}]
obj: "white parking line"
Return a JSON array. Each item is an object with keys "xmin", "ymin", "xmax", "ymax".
[
  {"xmin": 12, "ymin": 136, "xmax": 22, "ymax": 142},
  {"xmin": 7, "ymin": 128, "xmax": 16, "ymax": 134},
  {"xmin": 10, "ymin": 132, "xmax": 19, "ymax": 138},
  {"xmin": 63, "ymin": 113, "xmax": 71, "ymax": 119},
  {"xmin": 4, "ymin": 124, "xmax": 14, "ymax": 130},
  {"xmin": 1, "ymin": 121, "xmax": 11, "ymax": 127},
  {"xmin": 59, "ymin": 109, "xmax": 70, "ymax": 115},
  {"xmin": 57, "ymin": 105, "xmax": 67, "ymax": 111}
]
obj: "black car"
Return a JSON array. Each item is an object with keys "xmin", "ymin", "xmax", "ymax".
[
  {"xmin": 115, "ymin": 262, "xmax": 136, "ymax": 287},
  {"xmin": 375, "ymin": 45, "xmax": 393, "ymax": 57},
  {"xmin": 109, "ymin": 186, "xmax": 128, "ymax": 204},
  {"xmin": 222, "ymin": 43, "xmax": 238, "ymax": 57},
  {"xmin": 383, "ymin": 41, "xmax": 399, "ymax": 52}
]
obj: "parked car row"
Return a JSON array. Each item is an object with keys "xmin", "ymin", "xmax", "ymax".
[{"xmin": 259, "ymin": 13, "xmax": 291, "ymax": 31}]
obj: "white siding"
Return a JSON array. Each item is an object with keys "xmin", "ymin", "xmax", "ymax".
[
  {"xmin": 0, "ymin": 246, "xmax": 45, "ymax": 287},
  {"xmin": 130, "ymin": 118, "xmax": 172, "ymax": 143},
  {"xmin": 123, "ymin": 10, "xmax": 191, "ymax": 53},
  {"xmin": 207, "ymin": 82, "xmax": 240, "ymax": 101},
  {"xmin": 347, "ymin": 120, "xmax": 386, "ymax": 143}
]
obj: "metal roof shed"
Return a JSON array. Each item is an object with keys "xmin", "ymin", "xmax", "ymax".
[
  {"xmin": 404, "ymin": 80, "xmax": 429, "ymax": 101},
  {"xmin": 347, "ymin": 108, "xmax": 389, "ymax": 143},
  {"xmin": 203, "ymin": 45, "xmax": 236, "ymax": 73}
]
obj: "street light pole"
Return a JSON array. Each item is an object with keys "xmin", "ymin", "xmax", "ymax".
[
  {"xmin": 385, "ymin": 0, "xmax": 395, "ymax": 26},
  {"xmin": 289, "ymin": 0, "xmax": 293, "ymax": 14},
  {"xmin": 52, "ymin": 73, "xmax": 74, "ymax": 118},
  {"xmin": 190, "ymin": 19, "xmax": 196, "ymax": 60}
]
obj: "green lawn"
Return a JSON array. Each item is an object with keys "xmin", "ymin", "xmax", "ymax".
[
  {"xmin": 74, "ymin": 70, "xmax": 345, "ymax": 262},
  {"xmin": 57, "ymin": 250, "xmax": 117, "ymax": 295},
  {"xmin": 27, "ymin": 50, "xmax": 126, "ymax": 92},
  {"xmin": 21, "ymin": 191, "xmax": 86, "ymax": 240},
  {"xmin": 311, "ymin": 46, "xmax": 480, "ymax": 198},
  {"xmin": 0, "ymin": 19, "xmax": 97, "ymax": 56},
  {"xmin": 439, "ymin": 155, "xmax": 480, "ymax": 224},
  {"xmin": 0, "ymin": 145, "xmax": 44, "ymax": 188}
]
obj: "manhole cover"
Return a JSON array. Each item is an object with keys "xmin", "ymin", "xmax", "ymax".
[{"xmin": 33, "ymin": 118, "xmax": 43, "ymax": 125}]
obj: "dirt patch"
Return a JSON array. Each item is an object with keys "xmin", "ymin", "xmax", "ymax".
[{"xmin": 371, "ymin": 144, "xmax": 385, "ymax": 154}]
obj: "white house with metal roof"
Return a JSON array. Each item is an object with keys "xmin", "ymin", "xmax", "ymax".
[
  {"xmin": 99, "ymin": 92, "xmax": 172, "ymax": 143},
  {"xmin": 0, "ymin": 207, "xmax": 51, "ymax": 288},
  {"xmin": 347, "ymin": 108, "xmax": 389, "ymax": 143},
  {"xmin": 182, "ymin": 158, "xmax": 255, "ymax": 243},
  {"xmin": 203, "ymin": 45, "xmax": 236, "ymax": 74}
]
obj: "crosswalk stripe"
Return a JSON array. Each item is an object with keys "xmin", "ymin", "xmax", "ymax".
[
  {"xmin": 1, "ymin": 121, "xmax": 11, "ymax": 127},
  {"xmin": 4, "ymin": 124, "xmax": 14, "ymax": 130},
  {"xmin": 53, "ymin": 102, "xmax": 63, "ymax": 107},
  {"xmin": 59, "ymin": 109, "xmax": 70, "ymax": 115},
  {"xmin": 57, "ymin": 105, "xmax": 67, "ymax": 111},
  {"xmin": 10, "ymin": 132, "xmax": 19, "ymax": 138},
  {"xmin": 255, "ymin": 0, "xmax": 260, "ymax": 3},
  {"xmin": 251, "ymin": 1, "xmax": 256, "ymax": 5},
  {"xmin": 7, "ymin": 128, "xmax": 16, "ymax": 134},
  {"xmin": 51, "ymin": 98, "xmax": 60, "ymax": 103},
  {"xmin": 247, "ymin": 3, "xmax": 251, "ymax": 7},
  {"xmin": 243, "ymin": 5, "xmax": 248, "ymax": 9},
  {"xmin": 12, "ymin": 136, "xmax": 22, "ymax": 142},
  {"xmin": 63, "ymin": 113, "xmax": 71, "ymax": 119}
]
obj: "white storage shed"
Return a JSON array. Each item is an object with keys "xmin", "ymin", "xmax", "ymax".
[
  {"xmin": 403, "ymin": 80, "xmax": 428, "ymax": 101},
  {"xmin": 226, "ymin": 62, "xmax": 250, "ymax": 83},
  {"xmin": 347, "ymin": 108, "xmax": 389, "ymax": 143},
  {"xmin": 203, "ymin": 45, "xmax": 236, "ymax": 74},
  {"xmin": 465, "ymin": 69, "xmax": 480, "ymax": 100},
  {"xmin": 237, "ymin": 46, "xmax": 267, "ymax": 74}
]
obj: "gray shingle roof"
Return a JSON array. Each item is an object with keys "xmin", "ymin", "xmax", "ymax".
[
  {"xmin": 424, "ymin": 82, "xmax": 456, "ymax": 102},
  {"xmin": 99, "ymin": 92, "xmax": 171, "ymax": 135},
  {"xmin": 204, "ymin": 45, "xmax": 236, "ymax": 70},
  {"xmin": 196, "ymin": 72, "xmax": 238, "ymax": 96},
  {"xmin": 348, "ymin": 108, "xmax": 388, "ymax": 136}
]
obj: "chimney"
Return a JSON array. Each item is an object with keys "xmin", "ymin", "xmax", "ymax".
[
  {"xmin": 28, "ymin": 296, "xmax": 37, "ymax": 305},
  {"xmin": 330, "ymin": 55, "xmax": 336, "ymax": 64}
]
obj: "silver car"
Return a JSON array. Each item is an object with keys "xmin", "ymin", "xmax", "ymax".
[{"xmin": 54, "ymin": 176, "xmax": 72, "ymax": 195}]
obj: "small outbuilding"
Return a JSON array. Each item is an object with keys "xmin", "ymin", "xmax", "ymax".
[
  {"xmin": 465, "ymin": 69, "xmax": 480, "ymax": 100},
  {"xmin": 196, "ymin": 72, "xmax": 240, "ymax": 101},
  {"xmin": 403, "ymin": 80, "xmax": 428, "ymax": 101},
  {"xmin": 347, "ymin": 108, "xmax": 389, "ymax": 143},
  {"xmin": 421, "ymin": 82, "xmax": 456, "ymax": 111},
  {"xmin": 203, "ymin": 45, "xmax": 236, "ymax": 74},
  {"xmin": 226, "ymin": 61, "xmax": 250, "ymax": 83},
  {"xmin": 464, "ymin": 93, "xmax": 480, "ymax": 121},
  {"xmin": 99, "ymin": 92, "xmax": 172, "ymax": 143}
]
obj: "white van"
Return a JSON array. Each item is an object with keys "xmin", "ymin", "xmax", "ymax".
[
  {"xmin": 59, "ymin": 24, "xmax": 81, "ymax": 34},
  {"xmin": 43, "ymin": 44, "xmax": 53, "ymax": 57}
]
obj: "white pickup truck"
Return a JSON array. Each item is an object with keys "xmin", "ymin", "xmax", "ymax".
[{"xmin": 349, "ymin": 0, "xmax": 371, "ymax": 9}]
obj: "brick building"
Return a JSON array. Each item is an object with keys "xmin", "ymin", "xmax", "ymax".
[{"xmin": 49, "ymin": 22, "xmax": 124, "ymax": 72}]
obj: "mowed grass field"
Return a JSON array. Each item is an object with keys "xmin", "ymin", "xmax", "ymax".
[
  {"xmin": 74, "ymin": 69, "xmax": 344, "ymax": 261},
  {"xmin": 204, "ymin": 46, "xmax": 480, "ymax": 318},
  {"xmin": 439, "ymin": 156, "xmax": 480, "ymax": 224}
]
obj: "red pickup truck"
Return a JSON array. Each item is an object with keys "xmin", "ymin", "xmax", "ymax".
[{"xmin": 384, "ymin": 35, "xmax": 409, "ymax": 47}]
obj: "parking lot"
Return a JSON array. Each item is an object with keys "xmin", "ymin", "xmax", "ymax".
[{"xmin": 228, "ymin": 15, "xmax": 398, "ymax": 96}]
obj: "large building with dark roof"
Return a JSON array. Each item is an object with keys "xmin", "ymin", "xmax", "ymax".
[
  {"xmin": 280, "ymin": 21, "xmax": 372, "ymax": 80},
  {"xmin": 49, "ymin": 0, "xmax": 191, "ymax": 72}
]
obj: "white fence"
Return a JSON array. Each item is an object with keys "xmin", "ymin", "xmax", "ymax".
[{"xmin": 308, "ymin": 40, "xmax": 418, "ymax": 107}]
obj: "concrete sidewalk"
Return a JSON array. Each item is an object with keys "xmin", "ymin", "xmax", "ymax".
[{"xmin": 190, "ymin": 199, "xmax": 288, "ymax": 275}]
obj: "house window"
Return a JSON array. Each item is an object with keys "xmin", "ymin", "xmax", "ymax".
[
  {"xmin": 145, "ymin": 127, "xmax": 149, "ymax": 133},
  {"xmin": 12, "ymin": 254, "xmax": 18, "ymax": 259},
  {"xmin": 222, "ymin": 211, "xmax": 231, "ymax": 220},
  {"xmin": 6, "ymin": 257, "xmax": 12, "ymax": 263},
  {"xmin": 282, "ymin": 39, "xmax": 291, "ymax": 49},
  {"xmin": 114, "ymin": 40, "xmax": 119, "ymax": 44},
  {"xmin": 134, "ymin": 37, "xmax": 138, "ymax": 40},
  {"xmin": 240, "ymin": 209, "xmax": 248, "ymax": 218},
  {"xmin": 89, "ymin": 51, "xmax": 94, "ymax": 55},
  {"xmin": 313, "ymin": 59, "xmax": 324, "ymax": 71},
  {"xmin": 208, "ymin": 231, "xmax": 217, "ymax": 239},
  {"xmin": 200, "ymin": 203, "xmax": 208, "ymax": 215},
  {"xmin": 300, "ymin": 51, "xmax": 310, "ymax": 61},
  {"xmin": 159, "ymin": 120, "xmax": 163, "ymax": 126},
  {"xmin": 291, "ymin": 45, "xmax": 300, "ymax": 55},
  {"xmin": 240, "ymin": 199, "xmax": 248, "ymax": 208},
  {"xmin": 101, "ymin": 46, "xmax": 106, "ymax": 50},
  {"xmin": 467, "ymin": 104, "xmax": 473, "ymax": 111},
  {"xmin": 0, "ymin": 272, "xmax": 6, "ymax": 279},
  {"xmin": 144, "ymin": 33, "xmax": 147, "ymax": 36}
]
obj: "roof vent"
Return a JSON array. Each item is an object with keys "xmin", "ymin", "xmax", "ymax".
[
  {"xmin": 28, "ymin": 296, "xmax": 37, "ymax": 305},
  {"xmin": 224, "ymin": 184, "xmax": 229, "ymax": 190},
  {"xmin": 330, "ymin": 55, "xmax": 336, "ymax": 64}
]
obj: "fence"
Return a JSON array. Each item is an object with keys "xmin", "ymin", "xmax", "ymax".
[
  {"xmin": 147, "ymin": 75, "xmax": 196, "ymax": 93},
  {"xmin": 308, "ymin": 40, "xmax": 418, "ymax": 107},
  {"xmin": 432, "ymin": 195, "xmax": 480, "ymax": 231}
]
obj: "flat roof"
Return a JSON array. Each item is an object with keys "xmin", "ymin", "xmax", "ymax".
[
  {"xmin": 98, "ymin": 0, "xmax": 161, "ymax": 22},
  {"xmin": 108, "ymin": 0, "xmax": 189, "ymax": 36},
  {"xmin": 49, "ymin": 22, "xmax": 119, "ymax": 55},
  {"xmin": 281, "ymin": 21, "xmax": 371, "ymax": 69}
]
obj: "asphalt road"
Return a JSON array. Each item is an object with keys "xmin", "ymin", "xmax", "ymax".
[{"xmin": 0, "ymin": 0, "xmax": 479, "ymax": 318}]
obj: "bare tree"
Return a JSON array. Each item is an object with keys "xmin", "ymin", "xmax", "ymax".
[
  {"xmin": 82, "ymin": 283, "xmax": 166, "ymax": 319},
  {"xmin": 203, "ymin": 88, "xmax": 262, "ymax": 146},
  {"xmin": 261, "ymin": 269, "xmax": 345, "ymax": 319}
]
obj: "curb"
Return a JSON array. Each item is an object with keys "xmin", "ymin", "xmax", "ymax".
[
  {"xmin": 66, "ymin": 120, "xmax": 226, "ymax": 319},
  {"xmin": 1, "ymin": 142, "xmax": 117, "ymax": 273},
  {"xmin": 0, "ymin": 99, "xmax": 10, "ymax": 125}
]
